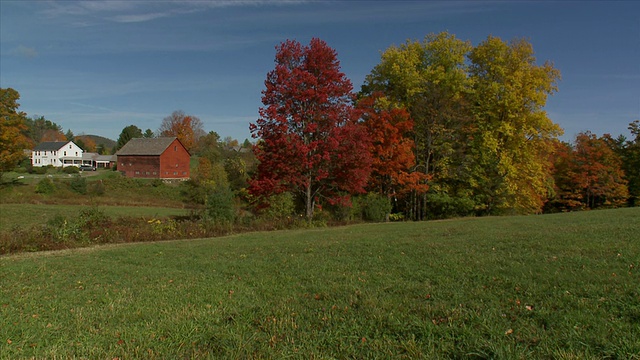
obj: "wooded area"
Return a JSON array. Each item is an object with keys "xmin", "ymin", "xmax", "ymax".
[{"xmin": 2, "ymin": 32, "xmax": 638, "ymax": 221}]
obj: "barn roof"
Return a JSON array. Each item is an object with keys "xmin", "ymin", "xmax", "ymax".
[
  {"xmin": 33, "ymin": 141, "xmax": 71, "ymax": 151},
  {"xmin": 116, "ymin": 137, "xmax": 182, "ymax": 156}
]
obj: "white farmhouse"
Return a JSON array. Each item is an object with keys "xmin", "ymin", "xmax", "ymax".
[{"xmin": 32, "ymin": 141, "xmax": 84, "ymax": 168}]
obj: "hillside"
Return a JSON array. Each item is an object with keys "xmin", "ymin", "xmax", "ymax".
[{"xmin": 84, "ymin": 134, "xmax": 116, "ymax": 151}]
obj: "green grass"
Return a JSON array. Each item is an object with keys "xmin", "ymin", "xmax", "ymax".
[
  {"xmin": 1, "ymin": 208, "xmax": 639, "ymax": 359},
  {"xmin": 0, "ymin": 204, "xmax": 190, "ymax": 230}
]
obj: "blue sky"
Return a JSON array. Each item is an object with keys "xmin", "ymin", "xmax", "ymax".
[{"xmin": 1, "ymin": 1, "xmax": 639, "ymax": 143}]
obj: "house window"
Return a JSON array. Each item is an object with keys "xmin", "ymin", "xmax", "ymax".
[
  {"xmin": 175, "ymin": 164, "xmax": 179, "ymax": 167},
  {"xmin": 135, "ymin": 171, "xmax": 140, "ymax": 175},
  {"xmin": 64, "ymin": 151, "xmax": 67, "ymax": 156},
  {"xmin": 174, "ymin": 146, "xmax": 177, "ymax": 151},
  {"xmin": 153, "ymin": 172, "xmax": 157, "ymax": 175},
  {"xmin": 173, "ymin": 171, "xmax": 178, "ymax": 175},
  {"xmin": 69, "ymin": 145, "xmax": 72, "ymax": 149}
]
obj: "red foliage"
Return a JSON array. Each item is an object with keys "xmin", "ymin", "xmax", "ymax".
[
  {"xmin": 357, "ymin": 93, "xmax": 429, "ymax": 196},
  {"xmin": 249, "ymin": 38, "xmax": 372, "ymax": 219},
  {"xmin": 550, "ymin": 132, "xmax": 628, "ymax": 210}
]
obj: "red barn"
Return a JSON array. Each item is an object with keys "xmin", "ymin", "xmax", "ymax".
[{"xmin": 116, "ymin": 137, "xmax": 190, "ymax": 179}]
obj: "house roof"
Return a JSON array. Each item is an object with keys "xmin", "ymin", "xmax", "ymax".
[
  {"xmin": 116, "ymin": 137, "xmax": 184, "ymax": 156},
  {"xmin": 33, "ymin": 141, "xmax": 71, "ymax": 151},
  {"xmin": 82, "ymin": 153, "xmax": 115, "ymax": 162}
]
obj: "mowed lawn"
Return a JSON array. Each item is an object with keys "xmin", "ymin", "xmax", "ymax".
[
  {"xmin": 0, "ymin": 204, "xmax": 190, "ymax": 230},
  {"xmin": 1, "ymin": 208, "xmax": 638, "ymax": 359}
]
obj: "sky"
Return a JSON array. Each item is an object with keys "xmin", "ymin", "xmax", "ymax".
[{"xmin": 1, "ymin": 0, "xmax": 639, "ymax": 143}]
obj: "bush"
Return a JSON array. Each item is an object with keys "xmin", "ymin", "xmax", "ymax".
[
  {"xmin": 35, "ymin": 178, "xmax": 55, "ymax": 194},
  {"xmin": 359, "ymin": 193, "xmax": 392, "ymax": 222},
  {"xmin": 63, "ymin": 166, "xmax": 80, "ymax": 174},
  {"xmin": 47, "ymin": 214, "xmax": 83, "ymax": 243},
  {"xmin": 77, "ymin": 207, "xmax": 109, "ymax": 229},
  {"xmin": 206, "ymin": 186, "xmax": 236, "ymax": 223},
  {"xmin": 70, "ymin": 176, "xmax": 87, "ymax": 195},
  {"xmin": 89, "ymin": 180, "xmax": 105, "ymax": 196},
  {"xmin": 426, "ymin": 192, "xmax": 475, "ymax": 219},
  {"xmin": 32, "ymin": 167, "xmax": 48, "ymax": 175},
  {"xmin": 263, "ymin": 192, "xmax": 295, "ymax": 220}
]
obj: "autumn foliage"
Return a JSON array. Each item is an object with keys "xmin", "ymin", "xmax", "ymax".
[
  {"xmin": 0, "ymin": 88, "xmax": 31, "ymax": 177},
  {"xmin": 159, "ymin": 110, "xmax": 205, "ymax": 151},
  {"xmin": 357, "ymin": 93, "xmax": 428, "ymax": 197},
  {"xmin": 250, "ymin": 38, "xmax": 372, "ymax": 219},
  {"xmin": 549, "ymin": 132, "xmax": 628, "ymax": 211}
]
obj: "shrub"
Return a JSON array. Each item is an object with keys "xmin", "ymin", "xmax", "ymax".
[
  {"xmin": 89, "ymin": 180, "xmax": 105, "ymax": 196},
  {"xmin": 206, "ymin": 186, "xmax": 236, "ymax": 223},
  {"xmin": 32, "ymin": 167, "xmax": 48, "ymax": 175},
  {"xmin": 426, "ymin": 192, "xmax": 475, "ymax": 219},
  {"xmin": 360, "ymin": 193, "xmax": 392, "ymax": 222},
  {"xmin": 47, "ymin": 214, "xmax": 83, "ymax": 243},
  {"xmin": 263, "ymin": 192, "xmax": 295, "ymax": 220},
  {"xmin": 70, "ymin": 176, "xmax": 87, "ymax": 195},
  {"xmin": 77, "ymin": 207, "xmax": 109, "ymax": 229},
  {"xmin": 63, "ymin": 166, "xmax": 80, "ymax": 174},
  {"xmin": 35, "ymin": 178, "xmax": 55, "ymax": 194}
]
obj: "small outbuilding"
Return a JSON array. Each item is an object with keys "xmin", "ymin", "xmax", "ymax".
[{"xmin": 116, "ymin": 137, "xmax": 190, "ymax": 179}]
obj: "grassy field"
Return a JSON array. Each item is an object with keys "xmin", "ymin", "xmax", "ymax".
[
  {"xmin": 1, "ymin": 208, "xmax": 639, "ymax": 359},
  {"xmin": 0, "ymin": 204, "xmax": 190, "ymax": 230}
]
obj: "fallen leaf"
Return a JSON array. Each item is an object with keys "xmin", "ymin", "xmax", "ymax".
[{"xmin": 505, "ymin": 329, "xmax": 514, "ymax": 335}]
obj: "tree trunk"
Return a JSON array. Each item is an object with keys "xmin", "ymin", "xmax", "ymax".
[{"xmin": 305, "ymin": 180, "xmax": 313, "ymax": 220}]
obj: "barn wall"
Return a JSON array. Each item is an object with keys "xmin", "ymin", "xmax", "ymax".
[
  {"xmin": 159, "ymin": 139, "xmax": 190, "ymax": 179},
  {"xmin": 118, "ymin": 155, "xmax": 161, "ymax": 178}
]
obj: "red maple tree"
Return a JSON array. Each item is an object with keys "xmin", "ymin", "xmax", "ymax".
[
  {"xmin": 249, "ymin": 38, "xmax": 372, "ymax": 220},
  {"xmin": 357, "ymin": 93, "xmax": 429, "ymax": 197}
]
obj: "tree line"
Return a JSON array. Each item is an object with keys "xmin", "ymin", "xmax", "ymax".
[
  {"xmin": 249, "ymin": 33, "xmax": 639, "ymax": 220},
  {"xmin": 2, "ymin": 32, "xmax": 638, "ymax": 222}
]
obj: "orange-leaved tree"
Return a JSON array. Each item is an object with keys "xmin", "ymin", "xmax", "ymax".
[
  {"xmin": 358, "ymin": 93, "xmax": 429, "ymax": 200},
  {"xmin": 0, "ymin": 88, "xmax": 31, "ymax": 178},
  {"xmin": 550, "ymin": 132, "xmax": 628, "ymax": 210},
  {"xmin": 159, "ymin": 110, "xmax": 205, "ymax": 151}
]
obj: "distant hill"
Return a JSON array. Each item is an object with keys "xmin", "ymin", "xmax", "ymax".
[{"xmin": 84, "ymin": 135, "xmax": 116, "ymax": 151}]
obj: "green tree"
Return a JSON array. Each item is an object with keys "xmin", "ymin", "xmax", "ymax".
[
  {"xmin": 194, "ymin": 131, "xmax": 223, "ymax": 164},
  {"xmin": 0, "ymin": 88, "xmax": 31, "ymax": 179},
  {"xmin": 143, "ymin": 129, "xmax": 155, "ymax": 138},
  {"xmin": 24, "ymin": 115, "xmax": 62, "ymax": 144},
  {"xmin": 625, "ymin": 120, "xmax": 640, "ymax": 206},
  {"xmin": 116, "ymin": 125, "xmax": 143, "ymax": 150},
  {"xmin": 608, "ymin": 120, "xmax": 640, "ymax": 206}
]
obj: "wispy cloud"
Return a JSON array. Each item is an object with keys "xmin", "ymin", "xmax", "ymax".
[
  {"xmin": 10, "ymin": 45, "xmax": 38, "ymax": 58},
  {"xmin": 109, "ymin": 12, "xmax": 172, "ymax": 23},
  {"xmin": 40, "ymin": 0, "xmax": 309, "ymax": 24}
]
